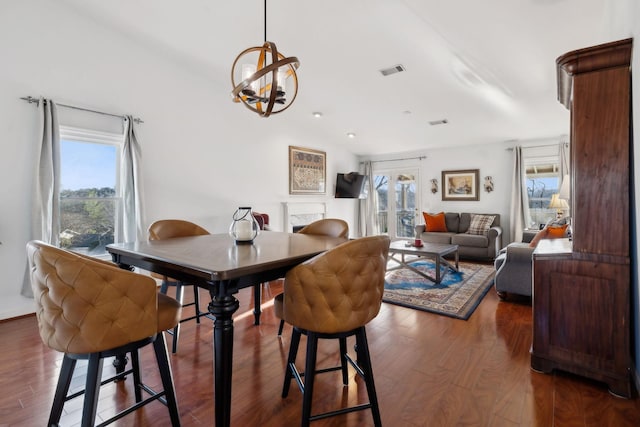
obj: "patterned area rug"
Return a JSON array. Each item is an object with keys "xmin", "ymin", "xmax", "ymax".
[{"xmin": 383, "ymin": 260, "xmax": 495, "ymax": 320}]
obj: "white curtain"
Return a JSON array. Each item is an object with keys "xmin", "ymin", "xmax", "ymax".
[
  {"xmin": 121, "ymin": 116, "xmax": 145, "ymax": 242},
  {"xmin": 509, "ymin": 146, "xmax": 530, "ymax": 244},
  {"xmin": 23, "ymin": 98, "xmax": 60, "ymax": 297},
  {"xmin": 559, "ymin": 141, "xmax": 570, "ymax": 179},
  {"xmin": 558, "ymin": 141, "xmax": 570, "ymax": 200},
  {"xmin": 358, "ymin": 161, "xmax": 380, "ymax": 236}
]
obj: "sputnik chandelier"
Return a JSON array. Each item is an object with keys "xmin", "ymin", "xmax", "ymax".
[{"xmin": 231, "ymin": 0, "xmax": 300, "ymax": 117}]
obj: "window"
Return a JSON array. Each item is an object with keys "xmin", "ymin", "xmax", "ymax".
[
  {"xmin": 373, "ymin": 169, "xmax": 420, "ymax": 238},
  {"xmin": 524, "ymin": 152, "xmax": 560, "ymax": 228},
  {"xmin": 59, "ymin": 126, "xmax": 123, "ymax": 257}
]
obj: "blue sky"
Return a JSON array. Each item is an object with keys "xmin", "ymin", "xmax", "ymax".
[
  {"xmin": 528, "ymin": 176, "xmax": 559, "ymax": 196},
  {"xmin": 61, "ymin": 140, "xmax": 116, "ymax": 190}
]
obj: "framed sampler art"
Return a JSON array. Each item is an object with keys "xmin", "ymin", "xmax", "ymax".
[
  {"xmin": 442, "ymin": 169, "xmax": 480, "ymax": 201},
  {"xmin": 289, "ymin": 146, "xmax": 326, "ymax": 194}
]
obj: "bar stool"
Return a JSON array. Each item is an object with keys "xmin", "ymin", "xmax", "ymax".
[
  {"xmin": 281, "ymin": 235, "xmax": 390, "ymax": 427},
  {"xmin": 273, "ymin": 218, "xmax": 349, "ymax": 336},
  {"xmin": 148, "ymin": 219, "xmax": 215, "ymax": 353},
  {"xmin": 26, "ymin": 240, "xmax": 182, "ymax": 427}
]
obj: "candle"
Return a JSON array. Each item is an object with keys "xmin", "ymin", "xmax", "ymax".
[{"xmin": 236, "ymin": 220, "xmax": 253, "ymax": 240}]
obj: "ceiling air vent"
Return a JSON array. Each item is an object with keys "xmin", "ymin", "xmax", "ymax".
[
  {"xmin": 379, "ymin": 64, "xmax": 406, "ymax": 76},
  {"xmin": 429, "ymin": 119, "xmax": 448, "ymax": 126}
]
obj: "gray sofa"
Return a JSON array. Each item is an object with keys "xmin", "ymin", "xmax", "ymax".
[{"xmin": 415, "ymin": 212, "xmax": 502, "ymax": 261}]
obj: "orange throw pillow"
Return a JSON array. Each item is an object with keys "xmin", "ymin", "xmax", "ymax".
[
  {"xmin": 547, "ymin": 224, "xmax": 569, "ymax": 238},
  {"xmin": 423, "ymin": 212, "xmax": 448, "ymax": 232},
  {"xmin": 529, "ymin": 224, "xmax": 569, "ymax": 247}
]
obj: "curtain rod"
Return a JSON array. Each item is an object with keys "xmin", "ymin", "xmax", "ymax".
[
  {"xmin": 20, "ymin": 96, "xmax": 144, "ymax": 124},
  {"xmin": 360, "ymin": 155, "xmax": 426, "ymax": 164},
  {"xmin": 506, "ymin": 142, "xmax": 568, "ymax": 151}
]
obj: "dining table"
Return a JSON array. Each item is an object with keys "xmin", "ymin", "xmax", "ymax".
[{"xmin": 106, "ymin": 231, "xmax": 348, "ymax": 427}]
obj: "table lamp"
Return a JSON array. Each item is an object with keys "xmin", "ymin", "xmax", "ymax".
[{"xmin": 548, "ymin": 193, "xmax": 569, "ymax": 219}]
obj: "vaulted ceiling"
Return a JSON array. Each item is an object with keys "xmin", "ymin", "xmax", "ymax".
[{"xmin": 60, "ymin": 0, "xmax": 614, "ymax": 156}]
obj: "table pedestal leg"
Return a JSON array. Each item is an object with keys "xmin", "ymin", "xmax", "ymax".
[{"xmin": 208, "ymin": 287, "xmax": 240, "ymax": 427}]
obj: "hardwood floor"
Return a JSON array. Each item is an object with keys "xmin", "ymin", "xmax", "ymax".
[{"xmin": 1, "ymin": 280, "xmax": 639, "ymax": 426}]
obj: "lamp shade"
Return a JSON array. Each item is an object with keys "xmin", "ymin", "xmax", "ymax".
[{"xmin": 548, "ymin": 193, "xmax": 569, "ymax": 209}]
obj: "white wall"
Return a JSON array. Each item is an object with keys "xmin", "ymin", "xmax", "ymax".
[
  {"xmin": 0, "ymin": 0, "xmax": 359, "ymax": 319},
  {"xmin": 417, "ymin": 142, "xmax": 515, "ymax": 237}
]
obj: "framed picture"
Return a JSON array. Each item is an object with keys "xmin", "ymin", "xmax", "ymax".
[
  {"xmin": 442, "ymin": 169, "xmax": 480, "ymax": 201},
  {"xmin": 289, "ymin": 146, "xmax": 326, "ymax": 194}
]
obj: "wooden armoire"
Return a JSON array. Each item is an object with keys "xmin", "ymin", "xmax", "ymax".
[{"xmin": 531, "ymin": 38, "xmax": 634, "ymax": 398}]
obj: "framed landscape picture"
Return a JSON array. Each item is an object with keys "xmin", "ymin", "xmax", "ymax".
[
  {"xmin": 289, "ymin": 146, "xmax": 326, "ymax": 194},
  {"xmin": 442, "ymin": 169, "xmax": 479, "ymax": 201}
]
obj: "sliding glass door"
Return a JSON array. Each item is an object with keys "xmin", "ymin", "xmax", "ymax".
[{"xmin": 373, "ymin": 168, "xmax": 420, "ymax": 239}]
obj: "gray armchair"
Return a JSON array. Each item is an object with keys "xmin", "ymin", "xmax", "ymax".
[{"xmin": 494, "ymin": 242, "xmax": 534, "ymax": 299}]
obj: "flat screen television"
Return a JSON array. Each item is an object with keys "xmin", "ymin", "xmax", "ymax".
[{"xmin": 335, "ymin": 172, "xmax": 367, "ymax": 199}]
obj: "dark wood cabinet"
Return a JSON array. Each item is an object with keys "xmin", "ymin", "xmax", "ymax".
[{"xmin": 531, "ymin": 38, "xmax": 634, "ymax": 398}]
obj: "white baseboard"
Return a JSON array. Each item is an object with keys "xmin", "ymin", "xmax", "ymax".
[{"xmin": 0, "ymin": 295, "xmax": 35, "ymax": 320}]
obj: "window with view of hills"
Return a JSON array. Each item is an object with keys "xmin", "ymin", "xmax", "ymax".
[{"xmin": 59, "ymin": 126, "xmax": 123, "ymax": 257}]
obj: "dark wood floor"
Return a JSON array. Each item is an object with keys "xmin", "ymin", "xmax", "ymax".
[{"xmin": 1, "ymin": 280, "xmax": 639, "ymax": 427}]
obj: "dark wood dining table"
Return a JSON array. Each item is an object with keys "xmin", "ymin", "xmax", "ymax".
[{"xmin": 106, "ymin": 231, "xmax": 347, "ymax": 427}]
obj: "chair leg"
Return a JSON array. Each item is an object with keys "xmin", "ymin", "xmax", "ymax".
[
  {"xmin": 277, "ymin": 319, "xmax": 285, "ymax": 336},
  {"xmin": 80, "ymin": 353, "xmax": 104, "ymax": 427},
  {"xmin": 339, "ymin": 337, "xmax": 349, "ymax": 386},
  {"xmin": 193, "ymin": 284, "xmax": 202, "ymax": 323},
  {"xmin": 175, "ymin": 281, "xmax": 185, "ymax": 306},
  {"xmin": 193, "ymin": 284, "xmax": 215, "ymax": 323},
  {"xmin": 253, "ymin": 283, "xmax": 262, "ymax": 325},
  {"xmin": 301, "ymin": 332, "xmax": 319, "ymax": 427},
  {"xmin": 282, "ymin": 328, "xmax": 302, "ymax": 398},
  {"xmin": 355, "ymin": 328, "xmax": 382, "ymax": 427},
  {"xmin": 48, "ymin": 355, "xmax": 76, "ymax": 426},
  {"xmin": 131, "ymin": 348, "xmax": 143, "ymax": 403},
  {"xmin": 170, "ymin": 283, "xmax": 186, "ymax": 353},
  {"xmin": 153, "ymin": 333, "xmax": 181, "ymax": 426},
  {"xmin": 159, "ymin": 279, "xmax": 170, "ymax": 295}
]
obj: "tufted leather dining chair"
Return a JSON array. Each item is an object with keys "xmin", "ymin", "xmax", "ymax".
[
  {"xmin": 148, "ymin": 219, "xmax": 214, "ymax": 353},
  {"xmin": 273, "ymin": 218, "xmax": 349, "ymax": 335},
  {"xmin": 26, "ymin": 240, "xmax": 182, "ymax": 427},
  {"xmin": 281, "ymin": 235, "xmax": 390, "ymax": 427}
]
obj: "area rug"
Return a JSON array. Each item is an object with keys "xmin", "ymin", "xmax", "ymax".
[{"xmin": 383, "ymin": 260, "xmax": 495, "ymax": 320}]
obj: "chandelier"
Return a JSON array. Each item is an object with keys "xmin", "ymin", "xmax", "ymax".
[{"xmin": 231, "ymin": 0, "xmax": 300, "ymax": 117}]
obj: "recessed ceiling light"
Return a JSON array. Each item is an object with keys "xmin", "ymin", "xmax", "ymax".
[
  {"xmin": 312, "ymin": 112, "xmax": 323, "ymax": 118},
  {"xmin": 346, "ymin": 132, "xmax": 356, "ymax": 139}
]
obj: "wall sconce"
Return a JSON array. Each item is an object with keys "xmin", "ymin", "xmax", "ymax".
[
  {"xmin": 430, "ymin": 179, "xmax": 438, "ymax": 194},
  {"xmin": 484, "ymin": 176, "xmax": 494, "ymax": 193}
]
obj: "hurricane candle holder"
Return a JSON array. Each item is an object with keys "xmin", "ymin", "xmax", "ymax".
[{"xmin": 229, "ymin": 207, "xmax": 260, "ymax": 244}]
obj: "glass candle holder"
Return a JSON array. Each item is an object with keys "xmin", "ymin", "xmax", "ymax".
[{"xmin": 229, "ymin": 207, "xmax": 260, "ymax": 244}]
